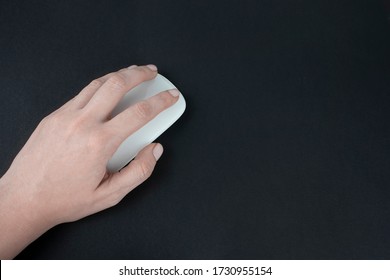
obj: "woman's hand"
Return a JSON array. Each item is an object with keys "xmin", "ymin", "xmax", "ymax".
[{"xmin": 0, "ymin": 64, "xmax": 179, "ymax": 259}]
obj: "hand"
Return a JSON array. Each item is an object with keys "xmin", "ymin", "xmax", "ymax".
[{"xmin": 0, "ymin": 64, "xmax": 179, "ymax": 259}]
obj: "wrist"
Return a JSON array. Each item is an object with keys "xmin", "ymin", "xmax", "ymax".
[{"xmin": 0, "ymin": 175, "xmax": 53, "ymax": 258}]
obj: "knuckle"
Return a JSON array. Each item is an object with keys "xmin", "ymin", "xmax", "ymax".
[
  {"xmin": 64, "ymin": 113, "xmax": 90, "ymax": 134},
  {"xmin": 38, "ymin": 116, "xmax": 52, "ymax": 130},
  {"xmin": 128, "ymin": 67, "xmax": 150, "ymax": 81},
  {"xmin": 159, "ymin": 91, "xmax": 175, "ymax": 107},
  {"xmin": 106, "ymin": 73, "xmax": 126, "ymax": 90},
  {"xmin": 39, "ymin": 115, "xmax": 51, "ymax": 126},
  {"xmin": 107, "ymin": 192, "xmax": 123, "ymax": 208},
  {"xmin": 39, "ymin": 111, "xmax": 61, "ymax": 128},
  {"xmin": 133, "ymin": 101, "xmax": 152, "ymax": 120},
  {"xmin": 131, "ymin": 66, "xmax": 148, "ymax": 75},
  {"xmin": 88, "ymin": 79, "xmax": 103, "ymax": 89},
  {"xmin": 135, "ymin": 160, "xmax": 153, "ymax": 181},
  {"xmin": 67, "ymin": 119, "xmax": 84, "ymax": 134}
]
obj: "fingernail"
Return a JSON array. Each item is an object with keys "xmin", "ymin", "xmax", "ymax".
[
  {"xmin": 153, "ymin": 143, "xmax": 163, "ymax": 161},
  {"xmin": 128, "ymin": 65, "xmax": 137, "ymax": 69},
  {"xmin": 146, "ymin": 64, "xmax": 158, "ymax": 71},
  {"xmin": 168, "ymin": 89, "xmax": 180, "ymax": 97}
]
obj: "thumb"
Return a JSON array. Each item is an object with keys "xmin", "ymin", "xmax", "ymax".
[{"xmin": 95, "ymin": 143, "xmax": 163, "ymax": 210}]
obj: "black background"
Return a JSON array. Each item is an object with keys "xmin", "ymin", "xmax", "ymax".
[{"xmin": 0, "ymin": 0, "xmax": 389, "ymax": 259}]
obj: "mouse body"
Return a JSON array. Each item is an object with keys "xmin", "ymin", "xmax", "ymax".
[{"xmin": 107, "ymin": 74, "xmax": 186, "ymax": 172}]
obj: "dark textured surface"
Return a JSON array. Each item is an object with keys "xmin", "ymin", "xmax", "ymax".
[{"xmin": 0, "ymin": 0, "xmax": 389, "ymax": 259}]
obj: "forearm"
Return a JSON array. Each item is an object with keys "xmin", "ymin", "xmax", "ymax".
[{"xmin": 0, "ymin": 176, "xmax": 51, "ymax": 259}]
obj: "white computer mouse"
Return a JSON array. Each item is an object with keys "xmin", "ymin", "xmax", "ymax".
[{"xmin": 107, "ymin": 74, "xmax": 186, "ymax": 172}]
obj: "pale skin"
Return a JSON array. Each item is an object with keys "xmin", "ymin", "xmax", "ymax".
[{"xmin": 0, "ymin": 64, "xmax": 179, "ymax": 259}]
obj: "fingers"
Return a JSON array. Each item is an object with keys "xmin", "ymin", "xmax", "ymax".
[
  {"xmin": 84, "ymin": 65, "xmax": 158, "ymax": 119},
  {"xmin": 107, "ymin": 89, "xmax": 180, "ymax": 144},
  {"xmin": 95, "ymin": 143, "xmax": 163, "ymax": 210},
  {"xmin": 72, "ymin": 66, "xmax": 137, "ymax": 109}
]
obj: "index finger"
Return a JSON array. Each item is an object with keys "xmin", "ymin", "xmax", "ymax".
[
  {"xmin": 107, "ymin": 89, "xmax": 180, "ymax": 145},
  {"xmin": 84, "ymin": 65, "xmax": 158, "ymax": 120}
]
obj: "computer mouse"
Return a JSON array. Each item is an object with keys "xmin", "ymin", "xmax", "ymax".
[{"xmin": 107, "ymin": 74, "xmax": 186, "ymax": 172}]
